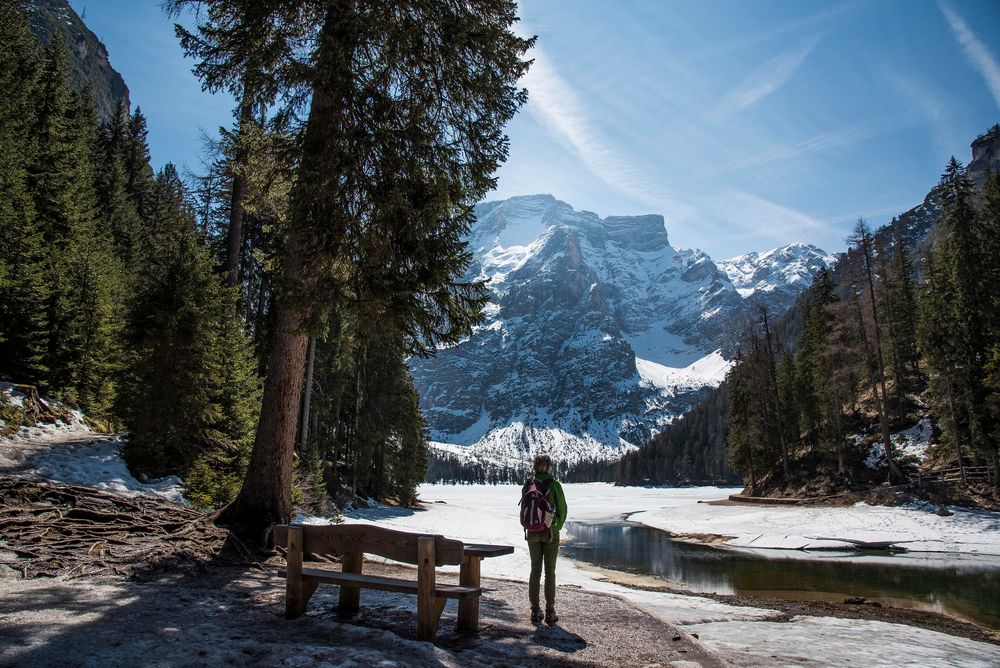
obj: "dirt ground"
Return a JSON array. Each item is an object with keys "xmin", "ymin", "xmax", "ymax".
[{"xmin": 0, "ymin": 560, "xmax": 728, "ymax": 667}]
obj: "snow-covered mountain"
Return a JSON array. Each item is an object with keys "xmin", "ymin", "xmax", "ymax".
[
  {"xmin": 718, "ymin": 244, "xmax": 837, "ymax": 298},
  {"xmin": 410, "ymin": 195, "xmax": 831, "ymax": 470}
]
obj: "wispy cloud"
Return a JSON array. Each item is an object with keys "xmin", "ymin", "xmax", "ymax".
[
  {"xmin": 699, "ymin": 191, "xmax": 828, "ymax": 248},
  {"xmin": 939, "ymin": 2, "xmax": 1000, "ymax": 109},
  {"xmin": 522, "ymin": 44, "xmax": 693, "ymax": 218},
  {"xmin": 880, "ymin": 67, "xmax": 956, "ymax": 160},
  {"xmin": 716, "ymin": 36, "xmax": 821, "ymax": 115},
  {"xmin": 687, "ymin": 1, "xmax": 855, "ymax": 64},
  {"xmin": 713, "ymin": 125, "xmax": 874, "ymax": 175}
]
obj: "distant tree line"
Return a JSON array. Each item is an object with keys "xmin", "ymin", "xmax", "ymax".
[
  {"xmin": 615, "ymin": 384, "xmax": 740, "ymax": 486},
  {"xmin": 425, "ymin": 449, "xmax": 615, "ymax": 485}
]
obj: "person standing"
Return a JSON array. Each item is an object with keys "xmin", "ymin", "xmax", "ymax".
[{"xmin": 519, "ymin": 453, "xmax": 567, "ymax": 625}]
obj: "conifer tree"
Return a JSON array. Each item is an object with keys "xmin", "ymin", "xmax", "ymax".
[
  {"xmin": 176, "ymin": 1, "xmax": 535, "ymax": 538},
  {"xmin": 28, "ymin": 42, "xmax": 123, "ymax": 417},
  {"xmin": 122, "ymin": 165, "xmax": 260, "ymax": 501},
  {"xmin": 0, "ymin": 1, "xmax": 48, "ymax": 383},
  {"xmin": 124, "ymin": 109, "xmax": 156, "ymax": 221},
  {"xmin": 848, "ymin": 219, "xmax": 904, "ymax": 482},
  {"xmin": 919, "ymin": 251, "xmax": 969, "ymax": 478},
  {"xmin": 97, "ymin": 106, "xmax": 143, "ymax": 272}
]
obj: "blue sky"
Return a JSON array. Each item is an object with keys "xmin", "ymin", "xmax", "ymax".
[{"xmin": 80, "ymin": 1, "xmax": 1000, "ymax": 259}]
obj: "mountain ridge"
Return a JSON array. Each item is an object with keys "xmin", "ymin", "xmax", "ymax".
[{"xmin": 412, "ymin": 194, "xmax": 834, "ymax": 472}]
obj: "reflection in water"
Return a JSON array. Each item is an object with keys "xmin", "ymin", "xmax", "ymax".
[{"xmin": 561, "ymin": 521, "xmax": 1000, "ymax": 629}]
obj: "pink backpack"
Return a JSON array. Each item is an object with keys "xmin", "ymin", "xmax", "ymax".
[{"xmin": 519, "ymin": 478, "xmax": 554, "ymax": 532}]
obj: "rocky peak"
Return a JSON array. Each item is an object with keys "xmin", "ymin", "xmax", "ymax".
[
  {"xmin": 410, "ymin": 195, "xmax": 830, "ymax": 470},
  {"xmin": 968, "ymin": 124, "xmax": 1000, "ymax": 187},
  {"xmin": 603, "ymin": 215, "xmax": 670, "ymax": 252},
  {"xmin": 718, "ymin": 243, "xmax": 836, "ymax": 298}
]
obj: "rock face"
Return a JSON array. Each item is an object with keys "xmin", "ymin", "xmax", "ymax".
[
  {"xmin": 968, "ymin": 124, "xmax": 1000, "ymax": 187},
  {"xmin": 410, "ymin": 195, "xmax": 831, "ymax": 469},
  {"xmin": 880, "ymin": 125, "xmax": 1000, "ymax": 257},
  {"xmin": 26, "ymin": 0, "xmax": 130, "ymax": 121}
]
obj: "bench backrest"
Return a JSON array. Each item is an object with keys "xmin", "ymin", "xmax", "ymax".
[{"xmin": 273, "ymin": 523, "xmax": 465, "ymax": 566}]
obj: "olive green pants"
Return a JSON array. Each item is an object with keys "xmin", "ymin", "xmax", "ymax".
[{"xmin": 527, "ymin": 529, "xmax": 559, "ymax": 613}]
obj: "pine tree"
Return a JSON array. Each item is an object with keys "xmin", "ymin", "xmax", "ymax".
[
  {"xmin": 919, "ymin": 250, "xmax": 969, "ymax": 478},
  {"xmin": 194, "ymin": 1, "xmax": 533, "ymax": 539},
  {"xmin": 27, "ymin": 41, "xmax": 123, "ymax": 417},
  {"xmin": 978, "ymin": 173, "xmax": 1000, "ymax": 483},
  {"xmin": 0, "ymin": 1, "xmax": 48, "ymax": 383},
  {"xmin": 848, "ymin": 219, "xmax": 904, "ymax": 482},
  {"xmin": 122, "ymin": 165, "xmax": 260, "ymax": 501},
  {"xmin": 96, "ymin": 105, "xmax": 143, "ymax": 272},
  {"xmin": 124, "ymin": 109, "xmax": 155, "ymax": 222}
]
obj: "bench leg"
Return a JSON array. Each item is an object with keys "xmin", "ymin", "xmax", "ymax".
[
  {"xmin": 457, "ymin": 556, "xmax": 482, "ymax": 632},
  {"xmin": 338, "ymin": 551, "xmax": 363, "ymax": 615},
  {"xmin": 417, "ymin": 536, "xmax": 438, "ymax": 641},
  {"xmin": 302, "ymin": 581, "xmax": 318, "ymax": 611},
  {"xmin": 286, "ymin": 526, "xmax": 305, "ymax": 619}
]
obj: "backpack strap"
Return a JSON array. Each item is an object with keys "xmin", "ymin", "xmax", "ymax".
[{"xmin": 536, "ymin": 477, "xmax": 553, "ymax": 495}]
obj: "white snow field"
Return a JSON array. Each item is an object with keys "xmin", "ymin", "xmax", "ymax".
[
  {"xmin": 339, "ymin": 483, "xmax": 1000, "ymax": 666},
  {"xmin": 5, "ymin": 421, "xmax": 999, "ymax": 666},
  {"xmin": 630, "ymin": 497, "xmax": 1000, "ymax": 554}
]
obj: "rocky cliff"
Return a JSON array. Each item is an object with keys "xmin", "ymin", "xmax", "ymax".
[{"xmin": 26, "ymin": 0, "xmax": 130, "ymax": 121}]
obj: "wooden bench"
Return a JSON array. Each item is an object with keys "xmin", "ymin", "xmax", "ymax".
[{"xmin": 273, "ymin": 523, "xmax": 511, "ymax": 641}]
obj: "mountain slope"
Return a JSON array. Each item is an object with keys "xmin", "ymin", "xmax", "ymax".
[
  {"xmin": 615, "ymin": 124, "xmax": 1000, "ymax": 487},
  {"xmin": 411, "ymin": 195, "xmax": 830, "ymax": 471},
  {"xmin": 26, "ymin": 0, "xmax": 130, "ymax": 121}
]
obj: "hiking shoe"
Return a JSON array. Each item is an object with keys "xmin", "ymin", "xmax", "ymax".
[
  {"xmin": 544, "ymin": 611, "xmax": 559, "ymax": 625},
  {"xmin": 530, "ymin": 608, "xmax": 544, "ymax": 624}
]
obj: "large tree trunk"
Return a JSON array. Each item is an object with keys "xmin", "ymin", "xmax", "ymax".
[
  {"xmin": 216, "ymin": 4, "xmax": 353, "ymax": 542},
  {"xmin": 216, "ymin": 288, "xmax": 309, "ymax": 541}
]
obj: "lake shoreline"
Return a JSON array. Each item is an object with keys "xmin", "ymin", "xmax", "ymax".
[{"xmin": 567, "ymin": 555, "xmax": 1000, "ymax": 645}]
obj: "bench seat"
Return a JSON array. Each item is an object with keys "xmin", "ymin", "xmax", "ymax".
[{"xmin": 279, "ymin": 567, "xmax": 481, "ymax": 599}]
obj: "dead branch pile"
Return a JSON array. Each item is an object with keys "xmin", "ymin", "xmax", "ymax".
[{"xmin": 0, "ymin": 476, "xmax": 260, "ymax": 579}]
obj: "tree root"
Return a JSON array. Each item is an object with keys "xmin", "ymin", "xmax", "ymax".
[{"xmin": 0, "ymin": 475, "xmax": 267, "ymax": 580}]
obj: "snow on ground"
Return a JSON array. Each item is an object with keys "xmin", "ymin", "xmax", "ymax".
[
  {"xmin": 333, "ymin": 483, "xmax": 1000, "ymax": 665},
  {"xmin": 686, "ymin": 615, "xmax": 999, "ymax": 668},
  {"xmin": 26, "ymin": 438, "xmax": 186, "ymax": 504},
  {"xmin": 631, "ymin": 496, "xmax": 1000, "ymax": 554},
  {"xmin": 866, "ymin": 417, "xmax": 933, "ymax": 469},
  {"xmin": 0, "ymin": 381, "xmax": 90, "ymax": 451},
  {"xmin": 0, "ymin": 427, "xmax": 186, "ymax": 504}
]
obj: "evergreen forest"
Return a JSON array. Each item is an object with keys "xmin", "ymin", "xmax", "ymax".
[{"xmin": 0, "ymin": 0, "xmax": 532, "ymax": 528}]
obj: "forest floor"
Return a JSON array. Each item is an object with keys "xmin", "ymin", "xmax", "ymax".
[{"xmin": 3, "ymin": 430, "xmax": 1000, "ymax": 666}]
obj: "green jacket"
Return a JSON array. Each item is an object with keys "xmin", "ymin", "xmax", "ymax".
[{"xmin": 523, "ymin": 472, "xmax": 567, "ymax": 531}]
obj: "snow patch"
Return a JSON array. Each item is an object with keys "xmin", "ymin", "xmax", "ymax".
[
  {"xmin": 26, "ymin": 438, "xmax": 186, "ymax": 504},
  {"xmin": 865, "ymin": 417, "xmax": 933, "ymax": 469}
]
